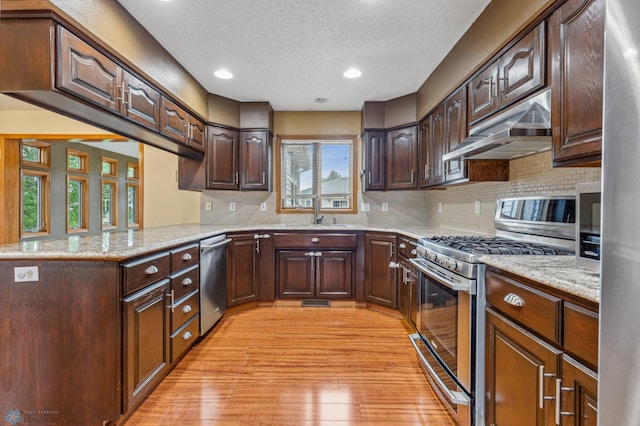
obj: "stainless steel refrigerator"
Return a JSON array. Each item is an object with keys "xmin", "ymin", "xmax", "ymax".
[{"xmin": 600, "ymin": 0, "xmax": 640, "ymax": 422}]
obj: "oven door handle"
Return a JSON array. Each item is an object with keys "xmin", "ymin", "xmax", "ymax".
[
  {"xmin": 409, "ymin": 333, "xmax": 471, "ymax": 406},
  {"xmin": 409, "ymin": 258, "xmax": 474, "ymax": 294}
]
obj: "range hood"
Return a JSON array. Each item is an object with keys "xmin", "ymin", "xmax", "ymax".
[{"xmin": 442, "ymin": 89, "xmax": 552, "ymax": 161}]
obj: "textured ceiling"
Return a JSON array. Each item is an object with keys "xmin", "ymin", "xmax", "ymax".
[{"xmin": 116, "ymin": 0, "xmax": 490, "ymax": 111}]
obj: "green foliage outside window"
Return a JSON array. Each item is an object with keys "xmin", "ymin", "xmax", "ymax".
[
  {"xmin": 22, "ymin": 146, "xmax": 41, "ymax": 163},
  {"xmin": 68, "ymin": 180, "xmax": 81, "ymax": 229},
  {"xmin": 22, "ymin": 175, "xmax": 41, "ymax": 232}
]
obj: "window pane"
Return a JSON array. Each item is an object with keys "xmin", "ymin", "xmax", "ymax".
[
  {"xmin": 320, "ymin": 144, "xmax": 351, "ymax": 209},
  {"xmin": 68, "ymin": 180, "xmax": 82, "ymax": 229},
  {"xmin": 282, "ymin": 144, "xmax": 313, "ymax": 199},
  {"xmin": 102, "ymin": 183, "xmax": 115, "ymax": 227},
  {"xmin": 102, "ymin": 161, "xmax": 112, "ymax": 175},
  {"xmin": 68, "ymin": 154, "xmax": 81, "ymax": 170},
  {"xmin": 128, "ymin": 185, "xmax": 138, "ymax": 225},
  {"xmin": 127, "ymin": 164, "xmax": 139, "ymax": 180},
  {"xmin": 22, "ymin": 145, "xmax": 41, "ymax": 163},
  {"xmin": 22, "ymin": 175, "xmax": 42, "ymax": 232}
]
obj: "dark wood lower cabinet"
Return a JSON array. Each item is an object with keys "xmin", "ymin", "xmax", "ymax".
[
  {"xmin": 277, "ymin": 250, "xmax": 353, "ymax": 299},
  {"xmin": 227, "ymin": 234, "xmax": 259, "ymax": 306},
  {"xmin": 560, "ymin": 356, "xmax": 598, "ymax": 426},
  {"xmin": 364, "ymin": 233, "xmax": 397, "ymax": 308},
  {"xmin": 486, "ymin": 308, "xmax": 561, "ymax": 426},
  {"xmin": 123, "ymin": 279, "xmax": 171, "ymax": 412}
]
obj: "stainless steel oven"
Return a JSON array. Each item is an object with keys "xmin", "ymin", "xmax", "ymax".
[{"xmin": 409, "ymin": 257, "xmax": 476, "ymax": 426}]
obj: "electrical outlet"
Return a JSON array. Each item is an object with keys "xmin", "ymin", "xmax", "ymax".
[
  {"xmin": 229, "ymin": 202, "xmax": 236, "ymax": 212},
  {"xmin": 438, "ymin": 202, "xmax": 442, "ymax": 213},
  {"xmin": 205, "ymin": 201, "xmax": 212, "ymax": 211},
  {"xmin": 474, "ymin": 200, "xmax": 481, "ymax": 215},
  {"xmin": 382, "ymin": 202, "xmax": 389, "ymax": 212},
  {"xmin": 260, "ymin": 202, "xmax": 267, "ymax": 211},
  {"xmin": 14, "ymin": 266, "xmax": 39, "ymax": 282},
  {"xmin": 361, "ymin": 202, "xmax": 370, "ymax": 212}
]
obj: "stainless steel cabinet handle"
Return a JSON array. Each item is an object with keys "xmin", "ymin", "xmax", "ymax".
[
  {"xmin": 311, "ymin": 237, "xmax": 320, "ymax": 243},
  {"xmin": 182, "ymin": 277, "xmax": 192, "ymax": 286},
  {"xmin": 538, "ymin": 365, "xmax": 556, "ymax": 410},
  {"xmin": 314, "ymin": 252, "xmax": 322, "ymax": 257},
  {"xmin": 235, "ymin": 171, "xmax": 239, "ymax": 185},
  {"xmin": 556, "ymin": 377, "xmax": 576, "ymax": 424},
  {"xmin": 182, "ymin": 331, "xmax": 193, "ymax": 341},
  {"xmin": 182, "ymin": 305, "xmax": 192, "ymax": 314},
  {"xmin": 411, "ymin": 169, "xmax": 415, "ymax": 183},
  {"xmin": 166, "ymin": 290, "xmax": 175, "ymax": 313},
  {"xmin": 262, "ymin": 172, "xmax": 266, "ymax": 185},
  {"xmin": 504, "ymin": 292, "xmax": 525, "ymax": 307},
  {"xmin": 305, "ymin": 252, "xmax": 315, "ymax": 257},
  {"xmin": 182, "ymin": 253, "xmax": 192, "ymax": 261},
  {"xmin": 399, "ymin": 243, "xmax": 407, "ymax": 249},
  {"xmin": 389, "ymin": 262, "xmax": 400, "ymax": 269},
  {"xmin": 145, "ymin": 265, "xmax": 159, "ymax": 275}
]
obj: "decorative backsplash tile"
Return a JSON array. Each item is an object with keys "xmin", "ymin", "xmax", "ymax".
[{"xmin": 200, "ymin": 151, "xmax": 600, "ymax": 235}]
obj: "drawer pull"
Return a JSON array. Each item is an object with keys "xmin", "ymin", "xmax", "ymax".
[
  {"xmin": 504, "ymin": 292, "xmax": 525, "ymax": 307},
  {"xmin": 311, "ymin": 237, "xmax": 320, "ymax": 243},
  {"xmin": 399, "ymin": 243, "xmax": 407, "ymax": 249},
  {"xmin": 389, "ymin": 262, "xmax": 400, "ymax": 269},
  {"xmin": 182, "ymin": 331, "xmax": 193, "ymax": 341},
  {"xmin": 182, "ymin": 305, "xmax": 192, "ymax": 314},
  {"xmin": 145, "ymin": 265, "xmax": 159, "ymax": 275},
  {"xmin": 182, "ymin": 277, "xmax": 193, "ymax": 286},
  {"xmin": 182, "ymin": 253, "xmax": 192, "ymax": 261}
]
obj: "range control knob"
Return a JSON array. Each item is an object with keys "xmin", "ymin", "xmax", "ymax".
[
  {"xmin": 427, "ymin": 252, "xmax": 437, "ymax": 262},
  {"xmin": 447, "ymin": 260, "xmax": 457, "ymax": 271}
]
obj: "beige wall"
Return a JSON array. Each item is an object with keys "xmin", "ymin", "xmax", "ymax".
[
  {"xmin": 142, "ymin": 145, "xmax": 200, "ymax": 228},
  {"xmin": 416, "ymin": 0, "xmax": 557, "ymax": 118},
  {"xmin": 274, "ymin": 111, "xmax": 361, "ymax": 136}
]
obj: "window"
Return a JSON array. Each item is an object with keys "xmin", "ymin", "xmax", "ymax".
[
  {"xmin": 127, "ymin": 162, "xmax": 139, "ymax": 180},
  {"xmin": 127, "ymin": 183, "xmax": 140, "ymax": 227},
  {"xmin": 101, "ymin": 180, "xmax": 117, "ymax": 229},
  {"xmin": 20, "ymin": 141, "xmax": 50, "ymax": 168},
  {"xmin": 101, "ymin": 157, "xmax": 118, "ymax": 178},
  {"xmin": 278, "ymin": 136, "xmax": 356, "ymax": 213},
  {"xmin": 21, "ymin": 170, "xmax": 50, "ymax": 236},
  {"xmin": 67, "ymin": 148, "xmax": 89, "ymax": 173},
  {"xmin": 67, "ymin": 176, "xmax": 89, "ymax": 232}
]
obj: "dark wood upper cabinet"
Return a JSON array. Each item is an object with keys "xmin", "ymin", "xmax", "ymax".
[
  {"xmin": 160, "ymin": 96, "xmax": 189, "ymax": 143},
  {"xmin": 429, "ymin": 106, "xmax": 446, "ymax": 187},
  {"xmin": 122, "ymin": 71, "xmax": 161, "ymax": 131},
  {"xmin": 240, "ymin": 130, "xmax": 271, "ymax": 191},
  {"xmin": 57, "ymin": 25, "xmax": 120, "ymax": 113},
  {"xmin": 418, "ymin": 119, "xmax": 432, "ymax": 188},
  {"xmin": 187, "ymin": 116, "xmax": 206, "ymax": 152},
  {"xmin": 362, "ymin": 131, "xmax": 386, "ymax": 191},
  {"xmin": 443, "ymin": 88, "xmax": 467, "ymax": 182},
  {"xmin": 207, "ymin": 126, "xmax": 239, "ymax": 190},
  {"xmin": 386, "ymin": 125, "xmax": 418, "ymax": 190},
  {"xmin": 550, "ymin": 0, "xmax": 604, "ymax": 166},
  {"xmin": 468, "ymin": 22, "xmax": 546, "ymax": 124}
]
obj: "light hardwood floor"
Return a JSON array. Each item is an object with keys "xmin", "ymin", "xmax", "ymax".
[{"xmin": 125, "ymin": 305, "xmax": 456, "ymax": 425}]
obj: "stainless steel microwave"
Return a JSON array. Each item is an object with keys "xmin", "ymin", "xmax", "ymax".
[{"xmin": 576, "ymin": 182, "xmax": 601, "ymax": 270}]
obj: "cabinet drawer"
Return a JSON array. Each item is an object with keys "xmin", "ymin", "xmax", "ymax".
[
  {"xmin": 273, "ymin": 233, "xmax": 357, "ymax": 249},
  {"xmin": 486, "ymin": 271, "xmax": 561, "ymax": 343},
  {"xmin": 564, "ymin": 302, "xmax": 599, "ymax": 370},
  {"xmin": 122, "ymin": 252, "xmax": 171, "ymax": 296},
  {"xmin": 170, "ymin": 243, "xmax": 199, "ymax": 272},
  {"xmin": 170, "ymin": 264, "xmax": 200, "ymax": 301},
  {"xmin": 397, "ymin": 236, "xmax": 417, "ymax": 259},
  {"xmin": 171, "ymin": 290, "xmax": 200, "ymax": 333},
  {"xmin": 171, "ymin": 314, "xmax": 199, "ymax": 363}
]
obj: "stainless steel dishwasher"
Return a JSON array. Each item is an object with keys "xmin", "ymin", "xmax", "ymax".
[{"xmin": 199, "ymin": 234, "xmax": 231, "ymax": 335}]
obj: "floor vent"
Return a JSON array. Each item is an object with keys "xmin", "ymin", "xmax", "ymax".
[{"xmin": 301, "ymin": 299, "xmax": 331, "ymax": 308}]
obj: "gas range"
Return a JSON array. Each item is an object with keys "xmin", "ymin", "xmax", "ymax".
[{"xmin": 414, "ymin": 196, "xmax": 576, "ymax": 280}]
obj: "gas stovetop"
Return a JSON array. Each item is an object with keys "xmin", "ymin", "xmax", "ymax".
[{"xmin": 424, "ymin": 235, "xmax": 573, "ymax": 255}]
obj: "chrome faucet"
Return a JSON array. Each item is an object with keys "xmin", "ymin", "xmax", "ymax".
[{"xmin": 313, "ymin": 194, "xmax": 324, "ymax": 225}]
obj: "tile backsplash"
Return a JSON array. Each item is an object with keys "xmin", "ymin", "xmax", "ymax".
[{"xmin": 200, "ymin": 151, "xmax": 600, "ymax": 235}]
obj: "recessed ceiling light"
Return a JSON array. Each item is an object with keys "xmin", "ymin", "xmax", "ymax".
[
  {"xmin": 314, "ymin": 97, "xmax": 329, "ymax": 104},
  {"xmin": 214, "ymin": 70, "xmax": 234, "ymax": 80},
  {"xmin": 343, "ymin": 69, "xmax": 362, "ymax": 79}
]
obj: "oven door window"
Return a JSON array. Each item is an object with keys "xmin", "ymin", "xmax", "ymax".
[{"xmin": 420, "ymin": 274, "xmax": 458, "ymax": 376}]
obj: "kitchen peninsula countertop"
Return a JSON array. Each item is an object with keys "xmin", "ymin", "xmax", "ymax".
[
  {"xmin": 0, "ymin": 223, "xmax": 468, "ymax": 261},
  {"xmin": 480, "ymin": 255, "xmax": 600, "ymax": 304}
]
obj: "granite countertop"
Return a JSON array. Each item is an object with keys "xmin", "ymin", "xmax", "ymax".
[
  {"xmin": 0, "ymin": 223, "xmax": 473, "ymax": 260},
  {"xmin": 480, "ymin": 255, "xmax": 600, "ymax": 304}
]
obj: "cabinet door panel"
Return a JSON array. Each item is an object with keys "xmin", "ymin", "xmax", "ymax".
[
  {"xmin": 418, "ymin": 119, "xmax": 432, "ymax": 188},
  {"xmin": 122, "ymin": 71, "xmax": 160, "ymax": 130},
  {"xmin": 363, "ymin": 131, "xmax": 386, "ymax": 190},
  {"xmin": 187, "ymin": 117, "xmax": 206, "ymax": 152},
  {"xmin": 468, "ymin": 63, "xmax": 500, "ymax": 123},
  {"xmin": 227, "ymin": 235, "xmax": 258, "ymax": 306},
  {"xmin": 364, "ymin": 234, "xmax": 397, "ymax": 308},
  {"xmin": 486, "ymin": 309, "xmax": 561, "ymax": 426},
  {"xmin": 550, "ymin": 0, "xmax": 604, "ymax": 165},
  {"xmin": 277, "ymin": 251, "xmax": 314, "ymax": 298},
  {"xmin": 123, "ymin": 280, "xmax": 170, "ymax": 411},
  {"xmin": 240, "ymin": 131, "xmax": 270, "ymax": 190},
  {"xmin": 160, "ymin": 96, "xmax": 188, "ymax": 143},
  {"xmin": 444, "ymin": 89, "xmax": 467, "ymax": 182},
  {"xmin": 500, "ymin": 22, "xmax": 545, "ymax": 106},
  {"xmin": 57, "ymin": 26, "xmax": 119, "ymax": 113},
  {"xmin": 316, "ymin": 251, "xmax": 353, "ymax": 299},
  {"xmin": 207, "ymin": 127, "xmax": 239, "ymax": 189},
  {"xmin": 430, "ymin": 106, "xmax": 446, "ymax": 186},
  {"xmin": 561, "ymin": 356, "xmax": 598, "ymax": 426},
  {"xmin": 386, "ymin": 126, "xmax": 418, "ymax": 190}
]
